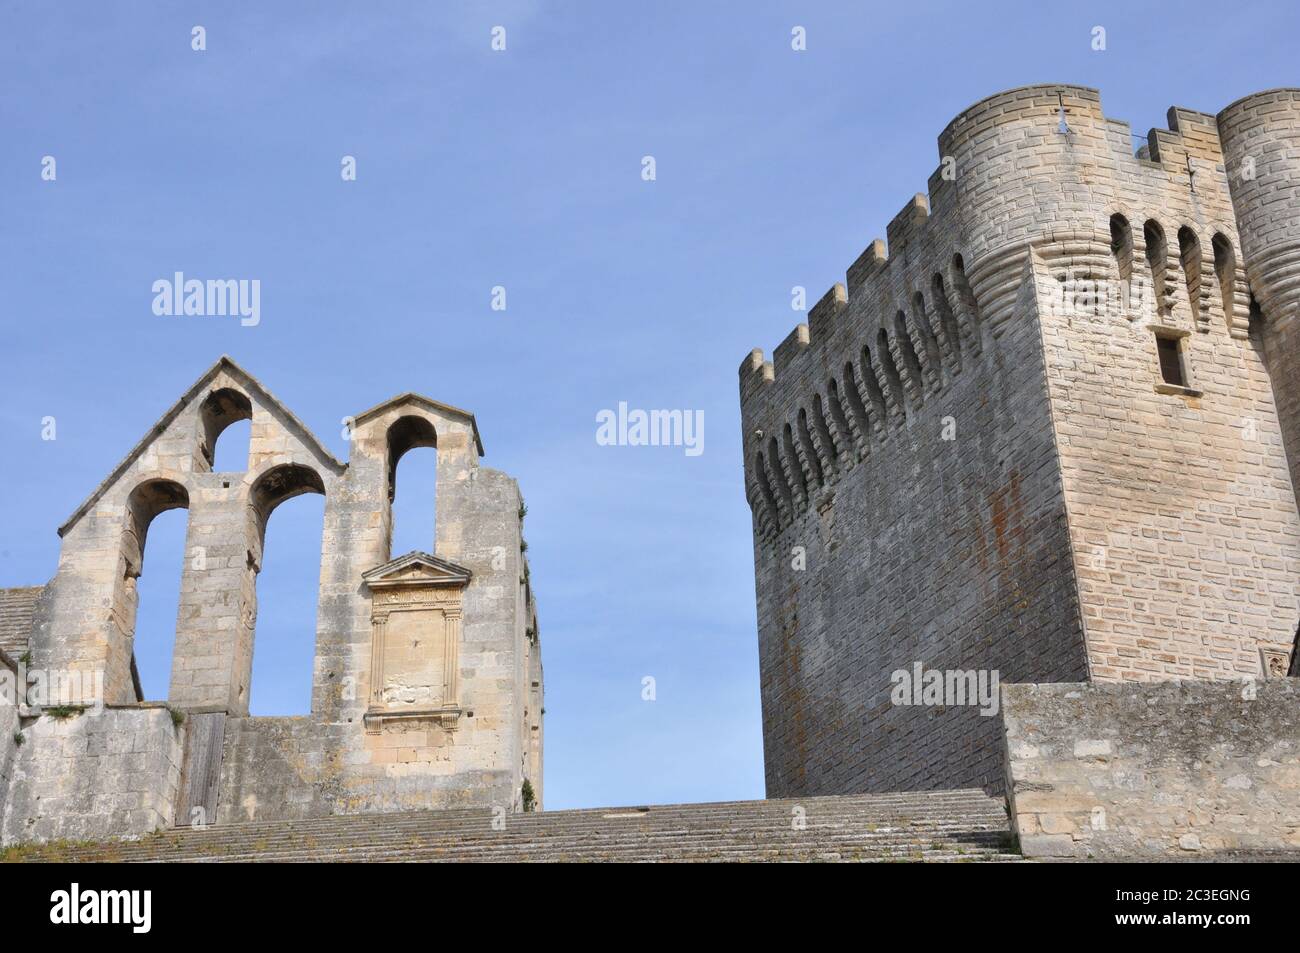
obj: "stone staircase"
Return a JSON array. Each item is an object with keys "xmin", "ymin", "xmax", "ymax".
[{"xmin": 5, "ymin": 789, "xmax": 1020, "ymax": 863}]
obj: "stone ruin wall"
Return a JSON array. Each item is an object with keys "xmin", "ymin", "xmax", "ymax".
[{"xmin": 0, "ymin": 357, "xmax": 543, "ymax": 844}]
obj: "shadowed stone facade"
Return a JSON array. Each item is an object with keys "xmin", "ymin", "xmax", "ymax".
[
  {"xmin": 0, "ymin": 357, "xmax": 543, "ymax": 844},
  {"xmin": 740, "ymin": 85, "xmax": 1300, "ymax": 798}
]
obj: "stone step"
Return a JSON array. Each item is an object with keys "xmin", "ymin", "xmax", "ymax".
[
  {"xmin": 180, "ymin": 789, "xmax": 1003, "ymax": 831},
  {"xmin": 116, "ymin": 826, "xmax": 1008, "ymax": 868},
  {"xmin": 123, "ymin": 805, "xmax": 1008, "ymax": 848},
  {"xmin": 173, "ymin": 800, "xmax": 1005, "ymax": 841},
  {"xmin": 21, "ymin": 834, "xmax": 1017, "ymax": 862},
  {"xmin": 67, "ymin": 821, "xmax": 1013, "ymax": 862},
  {"xmin": 180, "ymin": 840, "xmax": 1017, "ymax": 864},
  {"xmin": 128, "ymin": 814, "xmax": 1009, "ymax": 843},
  {"xmin": 8, "ymin": 789, "xmax": 1017, "ymax": 863}
]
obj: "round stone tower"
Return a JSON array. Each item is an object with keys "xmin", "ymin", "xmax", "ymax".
[
  {"xmin": 933, "ymin": 86, "xmax": 1128, "ymax": 331},
  {"xmin": 1217, "ymin": 89, "xmax": 1300, "ymax": 326},
  {"xmin": 1218, "ymin": 88, "xmax": 1300, "ymax": 506}
]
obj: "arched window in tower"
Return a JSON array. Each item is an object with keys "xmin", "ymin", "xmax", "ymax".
[
  {"xmin": 796, "ymin": 408, "xmax": 825, "ymax": 487},
  {"xmin": 753, "ymin": 451, "xmax": 780, "ymax": 530},
  {"xmin": 842, "ymin": 361, "xmax": 871, "ymax": 446},
  {"xmin": 1144, "ymin": 220, "xmax": 1169, "ymax": 318},
  {"xmin": 893, "ymin": 311, "xmax": 927, "ymax": 399},
  {"xmin": 782, "ymin": 423, "xmax": 809, "ymax": 499},
  {"xmin": 952, "ymin": 253, "xmax": 981, "ymax": 326},
  {"xmin": 766, "ymin": 436, "xmax": 795, "ymax": 515},
  {"xmin": 910, "ymin": 293, "xmax": 944, "ymax": 376},
  {"xmin": 1178, "ymin": 225, "xmax": 1204, "ymax": 328},
  {"xmin": 812, "ymin": 393, "xmax": 840, "ymax": 468},
  {"xmin": 877, "ymin": 328, "xmax": 908, "ymax": 417},
  {"xmin": 386, "ymin": 416, "xmax": 438, "ymax": 560},
  {"xmin": 1110, "ymin": 214, "xmax": 1134, "ymax": 308},
  {"xmin": 1212, "ymin": 232, "xmax": 1238, "ymax": 328},
  {"xmin": 826, "ymin": 378, "xmax": 856, "ymax": 453},
  {"xmin": 929, "ymin": 277, "xmax": 963, "ymax": 371},
  {"xmin": 858, "ymin": 345, "xmax": 889, "ymax": 426}
]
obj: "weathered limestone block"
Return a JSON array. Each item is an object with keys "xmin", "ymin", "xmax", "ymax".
[
  {"xmin": 0, "ymin": 706, "xmax": 183, "ymax": 845},
  {"xmin": 0, "ymin": 703, "xmax": 18, "ymax": 829},
  {"xmin": 1001, "ymin": 680, "xmax": 1300, "ymax": 858}
]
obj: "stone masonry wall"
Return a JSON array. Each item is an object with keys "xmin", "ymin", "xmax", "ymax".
[
  {"xmin": 216, "ymin": 717, "xmax": 515, "ymax": 823},
  {"xmin": 1021, "ymin": 98, "xmax": 1300, "ymax": 680},
  {"xmin": 1002, "ymin": 679, "xmax": 1300, "ymax": 858},
  {"xmin": 0, "ymin": 706, "xmax": 183, "ymax": 845},
  {"xmin": 741, "ymin": 239, "xmax": 1088, "ymax": 799},
  {"xmin": 1043, "ymin": 253, "xmax": 1300, "ymax": 678}
]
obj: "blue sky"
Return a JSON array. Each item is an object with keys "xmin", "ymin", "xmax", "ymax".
[{"xmin": 2, "ymin": 1, "xmax": 1295, "ymax": 809}]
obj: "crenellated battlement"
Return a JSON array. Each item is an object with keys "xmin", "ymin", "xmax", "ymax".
[
  {"xmin": 735, "ymin": 83, "xmax": 1300, "ymax": 543},
  {"xmin": 742, "ymin": 84, "xmax": 1250, "ymax": 398}
]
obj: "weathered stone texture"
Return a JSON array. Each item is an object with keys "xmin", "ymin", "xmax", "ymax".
[
  {"xmin": 0, "ymin": 586, "xmax": 42, "ymax": 661},
  {"xmin": 1002, "ymin": 679, "xmax": 1300, "ymax": 858},
  {"xmin": 741, "ymin": 85, "xmax": 1300, "ymax": 797},
  {"xmin": 0, "ymin": 702, "xmax": 18, "ymax": 829},
  {"xmin": 216, "ymin": 716, "xmax": 514, "ymax": 823},
  {"xmin": 0, "ymin": 706, "xmax": 183, "ymax": 844}
]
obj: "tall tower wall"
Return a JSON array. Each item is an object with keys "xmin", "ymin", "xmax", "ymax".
[{"xmin": 741, "ymin": 85, "xmax": 1300, "ymax": 798}]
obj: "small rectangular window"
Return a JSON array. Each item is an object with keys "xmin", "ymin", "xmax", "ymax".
[{"xmin": 1156, "ymin": 336, "xmax": 1185, "ymax": 387}]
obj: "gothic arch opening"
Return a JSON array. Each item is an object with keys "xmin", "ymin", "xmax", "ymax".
[
  {"xmin": 1178, "ymin": 225, "xmax": 1203, "ymax": 326},
  {"xmin": 116, "ymin": 479, "xmax": 190, "ymax": 703},
  {"xmin": 952, "ymin": 253, "xmax": 981, "ymax": 325},
  {"xmin": 386, "ymin": 416, "xmax": 438, "ymax": 560},
  {"xmin": 893, "ymin": 312, "xmax": 927, "ymax": 400},
  {"xmin": 1110, "ymin": 214, "xmax": 1133, "ymax": 286},
  {"xmin": 247, "ymin": 463, "xmax": 326, "ymax": 716},
  {"xmin": 812, "ymin": 393, "xmax": 840, "ymax": 470},
  {"xmin": 199, "ymin": 388, "xmax": 253, "ymax": 472},
  {"xmin": 877, "ymin": 328, "xmax": 908, "ymax": 417},
  {"xmin": 767, "ymin": 436, "xmax": 795, "ymax": 514},
  {"xmin": 1144, "ymin": 220, "xmax": 1169, "ymax": 318},
  {"xmin": 1212, "ymin": 232, "xmax": 1237, "ymax": 328},
  {"xmin": 826, "ymin": 378, "xmax": 855, "ymax": 451},
  {"xmin": 753, "ymin": 451, "xmax": 780, "ymax": 531},
  {"xmin": 929, "ymin": 276, "xmax": 963, "ymax": 371},
  {"xmin": 796, "ymin": 408, "xmax": 825, "ymax": 487},
  {"xmin": 859, "ymin": 345, "xmax": 889, "ymax": 426},
  {"xmin": 909, "ymin": 293, "xmax": 944, "ymax": 377},
  {"xmin": 782, "ymin": 422, "xmax": 809, "ymax": 499},
  {"xmin": 842, "ymin": 361, "xmax": 871, "ymax": 447}
]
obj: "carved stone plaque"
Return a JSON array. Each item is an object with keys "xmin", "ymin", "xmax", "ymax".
[{"xmin": 361, "ymin": 552, "xmax": 472, "ymax": 732}]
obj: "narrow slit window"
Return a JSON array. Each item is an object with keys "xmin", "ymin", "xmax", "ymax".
[{"xmin": 1156, "ymin": 336, "xmax": 1185, "ymax": 387}]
